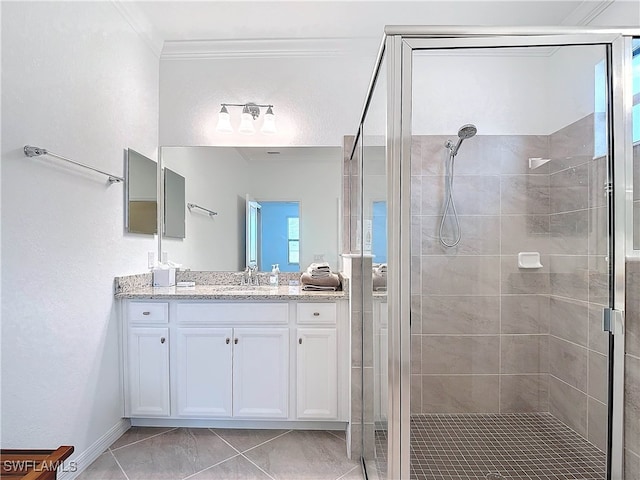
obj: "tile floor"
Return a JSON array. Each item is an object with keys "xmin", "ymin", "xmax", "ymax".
[
  {"xmin": 375, "ymin": 413, "xmax": 606, "ymax": 479},
  {"xmin": 77, "ymin": 427, "xmax": 362, "ymax": 480}
]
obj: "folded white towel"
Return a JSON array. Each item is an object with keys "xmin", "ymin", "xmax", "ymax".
[
  {"xmin": 307, "ymin": 262, "xmax": 332, "ymax": 278},
  {"xmin": 373, "ymin": 263, "xmax": 387, "ymax": 277},
  {"xmin": 302, "ymin": 284, "xmax": 337, "ymax": 291}
]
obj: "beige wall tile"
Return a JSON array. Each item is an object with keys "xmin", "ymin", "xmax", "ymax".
[
  {"xmin": 422, "ymin": 375, "xmax": 500, "ymax": 414},
  {"xmin": 421, "ymin": 215, "xmax": 500, "ymax": 255},
  {"xmin": 422, "ymin": 295, "xmax": 500, "ymax": 334},
  {"xmin": 500, "ymin": 374, "xmax": 549, "ymax": 413},
  {"xmin": 501, "ymin": 335, "xmax": 548, "ymax": 374},
  {"xmin": 501, "ymin": 295, "xmax": 550, "ymax": 334},
  {"xmin": 422, "ymin": 256, "xmax": 500, "ymax": 295},
  {"xmin": 500, "ymin": 175, "xmax": 550, "ymax": 215},
  {"xmin": 549, "ymin": 376, "xmax": 588, "ymax": 437},
  {"xmin": 549, "ymin": 336, "xmax": 588, "ymax": 391},
  {"xmin": 588, "ymin": 350, "xmax": 608, "ymax": 404},
  {"xmin": 549, "ymin": 296, "xmax": 588, "ymax": 347},
  {"xmin": 588, "ymin": 397, "xmax": 607, "ymax": 453},
  {"xmin": 501, "ymin": 255, "xmax": 550, "ymax": 295},
  {"xmin": 625, "ymin": 354, "xmax": 640, "ymax": 459},
  {"xmin": 500, "ymin": 214, "xmax": 550, "ymax": 254},
  {"xmin": 421, "ymin": 336, "xmax": 500, "ymax": 375}
]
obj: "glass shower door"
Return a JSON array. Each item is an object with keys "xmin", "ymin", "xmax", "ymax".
[{"xmin": 407, "ymin": 42, "xmax": 612, "ymax": 480}]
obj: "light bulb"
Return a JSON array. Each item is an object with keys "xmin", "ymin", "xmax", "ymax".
[
  {"xmin": 238, "ymin": 105, "xmax": 256, "ymax": 134},
  {"xmin": 261, "ymin": 106, "xmax": 277, "ymax": 135},
  {"xmin": 216, "ymin": 105, "xmax": 233, "ymax": 134}
]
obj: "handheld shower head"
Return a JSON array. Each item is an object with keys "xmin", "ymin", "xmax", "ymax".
[
  {"xmin": 446, "ymin": 123, "xmax": 477, "ymax": 156},
  {"xmin": 458, "ymin": 124, "xmax": 477, "ymax": 140}
]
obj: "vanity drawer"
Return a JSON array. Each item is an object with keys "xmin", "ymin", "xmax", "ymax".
[
  {"xmin": 128, "ymin": 302, "xmax": 169, "ymax": 324},
  {"xmin": 297, "ymin": 302, "xmax": 336, "ymax": 325},
  {"xmin": 177, "ymin": 303, "xmax": 288, "ymax": 325}
]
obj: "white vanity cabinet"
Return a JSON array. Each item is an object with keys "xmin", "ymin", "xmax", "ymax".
[
  {"xmin": 176, "ymin": 327, "xmax": 233, "ymax": 417},
  {"xmin": 233, "ymin": 328, "xmax": 289, "ymax": 418},
  {"xmin": 296, "ymin": 303, "xmax": 338, "ymax": 420},
  {"xmin": 122, "ymin": 297, "xmax": 348, "ymax": 427},
  {"xmin": 175, "ymin": 326, "xmax": 289, "ymax": 419},
  {"xmin": 125, "ymin": 303, "xmax": 170, "ymax": 417}
]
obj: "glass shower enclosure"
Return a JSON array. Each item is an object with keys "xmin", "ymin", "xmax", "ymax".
[{"xmin": 351, "ymin": 28, "xmax": 639, "ymax": 480}]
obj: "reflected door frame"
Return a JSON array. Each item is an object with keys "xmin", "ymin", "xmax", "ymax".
[{"xmin": 246, "ymin": 195, "xmax": 262, "ymax": 269}]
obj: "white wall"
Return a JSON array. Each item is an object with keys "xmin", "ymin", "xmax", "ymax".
[
  {"xmin": 412, "ymin": 54, "xmax": 551, "ymax": 135},
  {"xmin": 159, "ymin": 53, "xmax": 377, "ymax": 147},
  {"xmin": 1, "ymin": 0, "xmax": 159, "ymax": 469},
  {"xmin": 161, "ymin": 147, "xmax": 250, "ymax": 271}
]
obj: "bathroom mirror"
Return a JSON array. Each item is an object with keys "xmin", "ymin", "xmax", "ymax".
[
  {"xmin": 126, "ymin": 148, "xmax": 157, "ymax": 235},
  {"xmin": 163, "ymin": 167, "xmax": 186, "ymax": 239},
  {"xmin": 159, "ymin": 146, "xmax": 342, "ymax": 271}
]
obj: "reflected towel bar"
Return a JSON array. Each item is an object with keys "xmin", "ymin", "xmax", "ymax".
[
  {"xmin": 187, "ymin": 203, "xmax": 218, "ymax": 217},
  {"xmin": 23, "ymin": 145, "xmax": 124, "ymax": 183}
]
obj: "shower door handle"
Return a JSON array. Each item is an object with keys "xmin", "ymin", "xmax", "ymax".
[{"xmin": 603, "ymin": 308, "xmax": 624, "ymax": 335}]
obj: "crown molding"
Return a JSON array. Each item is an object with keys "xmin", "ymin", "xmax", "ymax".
[
  {"xmin": 111, "ymin": 0, "xmax": 163, "ymax": 58},
  {"xmin": 560, "ymin": 0, "xmax": 614, "ymax": 26},
  {"xmin": 161, "ymin": 37, "xmax": 379, "ymax": 60}
]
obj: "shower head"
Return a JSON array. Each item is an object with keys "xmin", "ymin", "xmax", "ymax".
[
  {"xmin": 458, "ymin": 124, "xmax": 477, "ymax": 140},
  {"xmin": 449, "ymin": 123, "xmax": 477, "ymax": 156}
]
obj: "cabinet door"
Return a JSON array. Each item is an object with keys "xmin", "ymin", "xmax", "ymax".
[
  {"xmin": 296, "ymin": 328, "xmax": 338, "ymax": 419},
  {"xmin": 176, "ymin": 328, "xmax": 232, "ymax": 417},
  {"xmin": 128, "ymin": 327, "xmax": 170, "ymax": 416},
  {"xmin": 232, "ymin": 328, "xmax": 289, "ymax": 418}
]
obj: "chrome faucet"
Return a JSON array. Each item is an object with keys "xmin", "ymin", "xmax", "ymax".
[{"xmin": 242, "ymin": 264, "xmax": 259, "ymax": 286}]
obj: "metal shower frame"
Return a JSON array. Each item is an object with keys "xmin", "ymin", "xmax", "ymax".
[{"xmin": 353, "ymin": 26, "xmax": 640, "ymax": 480}]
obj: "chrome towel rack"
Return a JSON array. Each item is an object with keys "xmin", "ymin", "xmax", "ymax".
[
  {"xmin": 23, "ymin": 145, "xmax": 124, "ymax": 184},
  {"xmin": 187, "ymin": 203, "xmax": 218, "ymax": 218}
]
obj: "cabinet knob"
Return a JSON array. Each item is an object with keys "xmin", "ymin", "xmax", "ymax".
[
  {"xmin": 299, "ymin": 338, "xmax": 303, "ymax": 344},
  {"xmin": 160, "ymin": 337, "xmax": 166, "ymax": 344},
  {"xmin": 226, "ymin": 338, "xmax": 230, "ymax": 344},
  {"xmin": 234, "ymin": 338, "xmax": 238, "ymax": 345},
  {"xmin": 142, "ymin": 311, "xmax": 151, "ymax": 316},
  {"xmin": 313, "ymin": 312, "xmax": 320, "ymax": 316}
]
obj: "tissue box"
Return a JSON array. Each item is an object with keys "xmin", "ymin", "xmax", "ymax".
[{"xmin": 153, "ymin": 267, "xmax": 176, "ymax": 287}]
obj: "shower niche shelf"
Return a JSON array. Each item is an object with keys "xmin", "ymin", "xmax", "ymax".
[{"xmin": 518, "ymin": 252, "xmax": 543, "ymax": 269}]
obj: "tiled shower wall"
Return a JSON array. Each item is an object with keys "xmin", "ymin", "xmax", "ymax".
[
  {"xmin": 626, "ymin": 259, "xmax": 640, "ymax": 478},
  {"xmin": 547, "ymin": 114, "xmax": 609, "ymax": 451},
  {"xmin": 411, "ymin": 114, "xmax": 609, "ymax": 451},
  {"xmin": 410, "ymin": 133, "xmax": 552, "ymax": 417}
]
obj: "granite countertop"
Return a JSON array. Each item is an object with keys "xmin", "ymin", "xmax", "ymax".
[{"xmin": 115, "ymin": 284, "xmax": 347, "ymax": 301}]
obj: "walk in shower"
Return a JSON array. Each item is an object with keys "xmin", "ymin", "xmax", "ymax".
[{"xmin": 351, "ymin": 28, "xmax": 639, "ymax": 480}]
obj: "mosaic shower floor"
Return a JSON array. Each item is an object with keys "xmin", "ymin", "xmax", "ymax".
[{"xmin": 374, "ymin": 413, "xmax": 606, "ymax": 480}]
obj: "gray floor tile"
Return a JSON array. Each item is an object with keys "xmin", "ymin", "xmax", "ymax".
[
  {"xmin": 112, "ymin": 428, "xmax": 237, "ymax": 480},
  {"xmin": 110, "ymin": 426, "xmax": 175, "ymax": 450},
  {"xmin": 188, "ymin": 455, "xmax": 272, "ymax": 479},
  {"xmin": 325, "ymin": 430, "xmax": 346, "ymax": 441},
  {"xmin": 336, "ymin": 465, "xmax": 364, "ymax": 479},
  {"xmin": 76, "ymin": 451, "xmax": 127, "ymax": 480},
  {"xmin": 244, "ymin": 430, "xmax": 357, "ymax": 480},
  {"xmin": 212, "ymin": 428, "xmax": 289, "ymax": 453}
]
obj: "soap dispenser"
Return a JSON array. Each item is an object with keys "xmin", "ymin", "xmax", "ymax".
[{"xmin": 270, "ymin": 264, "xmax": 280, "ymax": 288}]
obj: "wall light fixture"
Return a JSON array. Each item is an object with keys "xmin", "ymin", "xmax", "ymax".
[{"xmin": 216, "ymin": 103, "xmax": 276, "ymax": 135}]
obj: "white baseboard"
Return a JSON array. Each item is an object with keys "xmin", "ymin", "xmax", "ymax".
[{"xmin": 58, "ymin": 418, "xmax": 131, "ymax": 480}]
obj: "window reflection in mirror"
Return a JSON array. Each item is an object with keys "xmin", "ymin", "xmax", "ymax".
[
  {"xmin": 260, "ymin": 201, "xmax": 300, "ymax": 271},
  {"xmin": 126, "ymin": 149, "xmax": 157, "ymax": 235}
]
